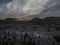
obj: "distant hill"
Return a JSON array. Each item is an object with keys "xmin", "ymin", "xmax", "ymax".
[
  {"xmin": 43, "ymin": 17, "xmax": 60, "ymax": 25},
  {"xmin": 0, "ymin": 17, "xmax": 60, "ymax": 31},
  {"xmin": 44, "ymin": 17, "xmax": 60, "ymax": 21},
  {"xmin": 16, "ymin": 18, "xmax": 32, "ymax": 21},
  {"xmin": 5, "ymin": 18, "xmax": 16, "ymax": 21},
  {"xmin": 0, "ymin": 17, "xmax": 60, "ymax": 25}
]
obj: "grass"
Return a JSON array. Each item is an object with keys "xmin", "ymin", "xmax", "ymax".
[{"xmin": 16, "ymin": 18, "xmax": 32, "ymax": 21}]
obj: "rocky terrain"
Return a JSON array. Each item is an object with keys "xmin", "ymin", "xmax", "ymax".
[{"xmin": 0, "ymin": 17, "xmax": 60, "ymax": 45}]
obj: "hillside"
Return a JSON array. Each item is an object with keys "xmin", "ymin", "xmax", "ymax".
[{"xmin": 0, "ymin": 17, "xmax": 60, "ymax": 45}]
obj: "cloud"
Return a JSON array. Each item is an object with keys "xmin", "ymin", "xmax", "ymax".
[
  {"xmin": 6, "ymin": 0, "xmax": 49, "ymax": 17},
  {"xmin": 39, "ymin": 0, "xmax": 60, "ymax": 18},
  {"xmin": 0, "ymin": 0, "xmax": 60, "ymax": 19},
  {"xmin": 0, "ymin": 4, "xmax": 8, "ymax": 19}
]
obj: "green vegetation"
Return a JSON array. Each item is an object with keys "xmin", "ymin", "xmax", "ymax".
[{"xmin": 16, "ymin": 18, "xmax": 32, "ymax": 21}]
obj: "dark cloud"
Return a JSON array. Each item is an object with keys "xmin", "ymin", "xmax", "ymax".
[
  {"xmin": 0, "ymin": 0, "xmax": 60, "ymax": 19},
  {"xmin": 0, "ymin": 0, "xmax": 12, "ymax": 4},
  {"xmin": 0, "ymin": 5, "xmax": 8, "ymax": 19}
]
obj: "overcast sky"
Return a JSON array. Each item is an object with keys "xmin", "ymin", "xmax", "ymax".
[{"xmin": 0, "ymin": 0, "xmax": 60, "ymax": 19}]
